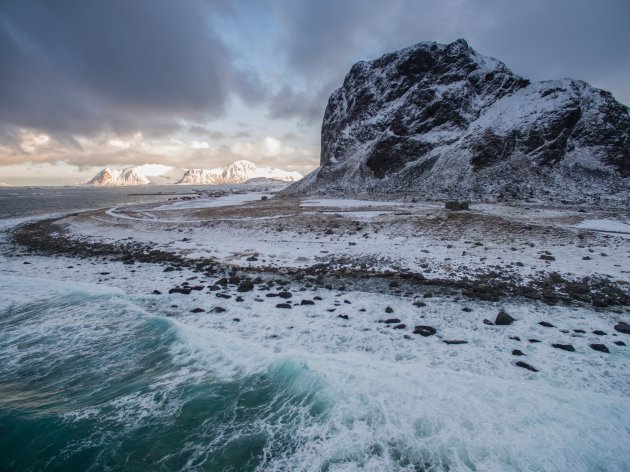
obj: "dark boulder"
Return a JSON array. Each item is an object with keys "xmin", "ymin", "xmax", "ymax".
[
  {"xmin": 512, "ymin": 349, "xmax": 525, "ymax": 356},
  {"xmin": 276, "ymin": 303, "xmax": 292, "ymax": 309},
  {"xmin": 300, "ymin": 299, "xmax": 315, "ymax": 305},
  {"xmin": 237, "ymin": 280, "xmax": 255, "ymax": 292},
  {"xmin": 495, "ymin": 310, "xmax": 515, "ymax": 325},
  {"xmin": 515, "ymin": 361, "xmax": 538, "ymax": 372},
  {"xmin": 551, "ymin": 343, "xmax": 575, "ymax": 352},
  {"xmin": 538, "ymin": 321, "xmax": 555, "ymax": 328},
  {"xmin": 614, "ymin": 322, "xmax": 630, "ymax": 334},
  {"xmin": 169, "ymin": 287, "xmax": 192, "ymax": 295},
  {"xmin": 590, "ymin": 343, "xmax": 609, "ymax": 353},
  {"xmin": 413, "ymin": 325, "xmax": 436, "ymax": 337}
]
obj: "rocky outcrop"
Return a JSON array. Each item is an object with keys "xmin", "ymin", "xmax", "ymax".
[{"xmin": 287, "ymin": 39, "xmax": 630, "ymax": 203}]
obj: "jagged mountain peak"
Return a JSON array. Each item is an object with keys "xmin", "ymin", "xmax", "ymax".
[{"xmin": 287, "ymin": 39, "xmax": 629, "ymax": 203}]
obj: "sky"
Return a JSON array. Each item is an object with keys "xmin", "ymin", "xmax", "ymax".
[{"xmin": 0, "ymin": 0, "xmax": 628, "ymax": 186}]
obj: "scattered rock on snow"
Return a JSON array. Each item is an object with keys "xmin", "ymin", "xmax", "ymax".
[
  {"xmin": 551, "ymin": 343, "xmax": 575, "ymax": 352},
  {"xmin": 614, "ymin": 322, "xmax": 630, "ymax": 334},
  {"xmin": 515, "ymin": 361, "xmax": 538, "ymax": 372},
  {"xmin": 413, "ymin": 325, "xmax": 436, "ymax": 337},
  {"xmin": 590, "ymin": 344, "xmax": 609, "ymax": 353},
  {"xmin": 495, "ymin": 310, "xmax": 515, "ymax": 325}
]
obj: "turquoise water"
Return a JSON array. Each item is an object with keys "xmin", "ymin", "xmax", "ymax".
[{"xmin": 0, "ymin": 281, "xmax": 330, "ymax": 471}]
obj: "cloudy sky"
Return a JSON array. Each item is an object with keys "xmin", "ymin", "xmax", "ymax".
[{"xmin": 0, "ymin": 0, "xmax": 628, "ymax": 185}]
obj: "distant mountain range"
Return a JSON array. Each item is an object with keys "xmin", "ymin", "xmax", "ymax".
[
  {"xmin": 87, "ymin": 160, "xmax": 303, "ymax": 186},
  {"xmin": 0, "ymin": 182, "xmax": 11, "ymax": 187}
]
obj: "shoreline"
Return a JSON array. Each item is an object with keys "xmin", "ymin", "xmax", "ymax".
[{"xmin": 7, "ymin": 201, "xmax": 630, "ymax": 308}]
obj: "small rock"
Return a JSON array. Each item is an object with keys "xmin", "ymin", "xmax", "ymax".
[
  {"xmin": 462, "ymin": 307, "xmax": 472, "ymax": 312},
  {"xmin": 163, "ymin": 267, "xmax": 175, "ymax": 272},
  {"xmin": 539, "ymin": 254, "xmax": 555, "ymax": 261},
  {"xmin": 443, "ymin": 339, "xmax": 468, "ymax": 345},
  {"xmin": 551, "ymin": 343, "xmax": 575, "ymax": 352},
  {"xmin": 592, "ymin": 330, "xmax": 606, "ymax": 336},
  {"xmin": 246, "ymin": 256, "xmax": 258, "ymax": 262},
  {"xmin": 385, "ymin": 306, "xmax": 394, "ymax": 314},
  {"xmin": 495, "ymin": 310, "xmax": 515, "ymax": 325},
  {"xmin": 614, "ymin": 322, "xmax": 630, "ymax": 334},
  {"xmin": 515, "ymin": 361, "xmax": 538, "ymax": 372},
  {"xmin": 384, "ymin": 318, "xmax": 401, "ymax": 324},
  {"xmin": 314, "ymin": 296, "xmax": 323, "ymax": 301},
  {"xmin": 169, "ymin": 287, "xmax": 192, "ymax": 295},
  {"xmin": 538, "ymin": 321, "xmax": 555, "ymax": 328},
  {"xmin": 232, "ymin": 318, "xmax": 241, "ymax": 322},
  {"xmin": 590, "ymin": 344, "xmax": 609, "ymax": 353},
  {"xmin": 413, "ymin": 301, "xmax": 427, "ymax": 308},
  {"xmin": 152, "ymin": 290, "xmax": 162, "ymax": 295},
  {"xmin": 573, "ymin": 329, "xmax": 586, "ymax": 334},
  {"xmin": 237, "ymin": 280, "xmax": 255, "ymax": 292},
  {"xmin": 210, "ymin": 307, "xmax": 226, "ymax": 313},
  {"xmin": 483, "ymin": 319, "xmax": 494, "ymax": 326},
  {"xmin": 207, "ymin": 285, "xmax": 221, "ymax": 291},
  {"xmin": 276, "ymin": 303, "xmax": 292, "ymax": 309},
  {"xmin": 300, "ymin": 299, "xmax": 315, "ymax": 305},
  {"xmin": 190, "ymin": 308, "xmax": 205, "ymax": 313},
  {"xmin": 529, "ymin": 339, "xmax": 541, "ymax": 343},
  {"xmin": 337, "ymin": 314, "xmax": 349, "ymax": 320},
  {"xmin": 413, "ymin": 325, "xmax": 436, "ymax": 337},
  {"xmin": 509, "ymin": 336, "xmax": 521, "ymax": 341},
  {"xmin": 235, "ymin": 296, "xmax": 244, "ymax": 302},
  {"xmin": 278, "ymin": 291, "xmax": 293, "ymax": 299},
  {"xmin": 393, "ymin": 324, "xmax": 407, "ymax": 330},
  {"xmin": 216, "ymin": 293, "xmax": 232, "ymax": 299},
  {"xmin": 512, "ymin": 349, "xmax": 525, "ymax": 356},
  {"xmin": 614, "ymin": 341, "xmax": 626, "ymax": 346}
]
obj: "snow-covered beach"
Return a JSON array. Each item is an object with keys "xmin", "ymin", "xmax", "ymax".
[{"xmin": 2, "ymin": 187, "xmax": 629, "ymax": 470}]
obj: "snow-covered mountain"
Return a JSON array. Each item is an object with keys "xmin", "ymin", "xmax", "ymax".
[
  {"xmin": 0, "ymin": 182, "xmax": 11, "ymax": 187},
  {"xmin": 87, "ymin": 164, "xmax": 185, "ymax": 186},
  {"xmin": 87, "ymin": 160, "xmax": 302, "ymax": 186},
  {"xmin": 177, "ymin": 160, "xmax": 302, "ymax": 185},
  {"xmin": 285, "ymin": 39, "xmax": 630, "ymax": 203}
]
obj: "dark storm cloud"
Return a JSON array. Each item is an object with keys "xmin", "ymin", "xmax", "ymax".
[
  {"xmin": 0, "ymin": 0, "xmax": 259, "ymax": 137},
  {"xmin": 270, "ymin": 0, "xmax": 630, "ymax": 121}
]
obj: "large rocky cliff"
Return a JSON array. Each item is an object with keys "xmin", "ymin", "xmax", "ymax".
[{"xmin": 287, "ymin": 39, "xmax": 630, "ymax": 203}]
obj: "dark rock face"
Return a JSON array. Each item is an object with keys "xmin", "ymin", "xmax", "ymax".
[{"xmin": 287, "ymin": 39, "xmax": 630, "ymax": 203}]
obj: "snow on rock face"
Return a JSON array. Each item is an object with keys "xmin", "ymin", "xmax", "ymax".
[
  {"xmin": 287, "ymin": 39, "xmax": 630, "ymax": 203},
  {"xmin": 87, "ymin": 160, "xmax": 302, "ymax": 186}
]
